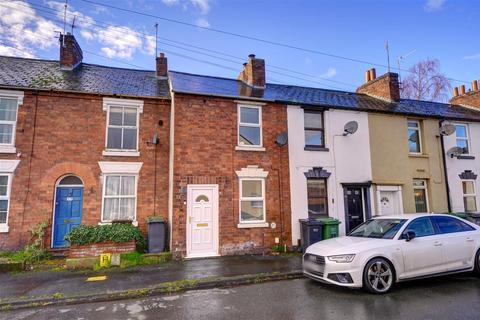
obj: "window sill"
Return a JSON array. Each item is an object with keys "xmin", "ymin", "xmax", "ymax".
[
  {"xmin": 103, "ymin": 150, "xmax": 140, "ymax": 157},
  {"xmin": 98, "ymin": 220, "xmax": 138, "ymax": 227},
  {"xmin": 0, "ymin": 225, "xmax": 9, "ymax": 233},
  {"xmin": 408, "ymin": 153, "xmax": 429, "ymax": 158},
  {"xmin": 0, "ymin": 146, "xmax": 16, "ymax": 154},
  {"xmin": 457, "ymin": 155, "xmax": 475, "ymax": 160},
  {"xmin": 304, "ymin": 146, "xmax": 329, "ymax": 152},
  {"xmin": 237, "ymin": 222, "xmax": 269, "ymax": 229},
  {"xmin": 235, "ymin": 146, "xmax": 266, "ymax": 152}
]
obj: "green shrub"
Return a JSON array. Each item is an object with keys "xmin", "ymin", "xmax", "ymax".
[{"xmin": 65, "ymin": 224, "xmax": 146, "ymax": 253}]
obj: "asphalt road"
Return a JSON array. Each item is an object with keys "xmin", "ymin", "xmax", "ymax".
[{"xmin": 2, "ymin": 274, "xmax": 480, "ymax": 320}]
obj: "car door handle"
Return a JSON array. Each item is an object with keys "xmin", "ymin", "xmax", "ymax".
[
  {"xmin": 433, "ymin": 241, "xmax": 442, "ymax": 246},
  {"xmin": 466, "ymin": 238, "xmax": 474, "ymax": 242}
]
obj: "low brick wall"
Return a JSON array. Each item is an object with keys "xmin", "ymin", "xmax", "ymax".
[{"xmin": 69, "ymin": 240, "xmax": 136, "ymax": 258}]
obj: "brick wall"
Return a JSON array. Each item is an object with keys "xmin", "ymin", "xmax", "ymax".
[
  {"xmin": 69, "ymin": 240, "xmax": 136, "ymax": 258},
  {"xmin": 450, "ymin": 90, "xmax": 480, "ymax": 108},
  {"xmin": 0, "ymin": 90, "xmax": 170, "ymax": 250},
  {"xmin": 357, "ymin": 72, "xmax": 400, "ymax": 102},
  {"xmin": 59, "ymin": 34, "xmax": 83, "ymax": 69},
  {"xmin": 172, "ymin": 94, "xmax": 291, "ymax": 258}
]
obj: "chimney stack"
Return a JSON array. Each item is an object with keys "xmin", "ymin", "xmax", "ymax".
[
  {"xmin": 450, "ymin": 79, "xmax": 480, "ymax": 109},
  {"xmin": 237, "ymin": 54, "xmax": 266, "ymax": 89},
  {"xmin": 356, "ymin": 68, "xmax": 400, "ymax": 102},
  {"xmin": 156, "ymin": 53, "xmax": 168, "ymax": 79},
  {"xmin": 59, "ymin": 33, "xmax": 83, "ymax": 70}
]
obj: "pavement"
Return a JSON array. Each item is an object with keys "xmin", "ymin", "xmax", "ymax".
[
  {"xmin": 2, "ymin": 273, "xmax": 480, "ymax": 320},
  {"xmin": 0, "ymin": 255, "xmax": 302, "ymax": 310}
]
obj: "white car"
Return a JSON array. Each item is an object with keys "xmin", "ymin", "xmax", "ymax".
[{"xmin": 303, "ymin": 214, "xmax": 480, "ymax": 294}]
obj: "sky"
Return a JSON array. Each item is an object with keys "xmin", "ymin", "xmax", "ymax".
[{"xmin": 0, "ymin": 0, "xmax": 479, "ymax": 92}]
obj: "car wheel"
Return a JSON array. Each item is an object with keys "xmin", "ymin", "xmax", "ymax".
[
  {"xmin": 475, "ymin": 249, "xmax": 480, "ymax": 276},
  {"xmin": 363, "ymin": 258, "xmax": 394, "ymax": 294}
]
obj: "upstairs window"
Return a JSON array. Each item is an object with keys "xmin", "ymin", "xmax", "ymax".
[
  {"xmin": 455, "ymin": 123, "xmax": 469, "ymax": 154},
  {"xmin": 462, "ymin": 180, "xmax": 477, "ymax": 212},
  {"xmin": 304, "ymin": 110, "xmax": 324, "ymax": 148},
  {"xmin": 307, "ymin": 178, "xmax": 328, "ymax": 218},
  {"xmin": 238, "ymin": 105, "xmax": 262, "ymax": 147},
  {"xmin": 407, "ymin": 120, "xmax": 422, "ymax": 154},
  {"xmin": 0, "ymin": 91, "xmax": 23, "ymax": 153}
]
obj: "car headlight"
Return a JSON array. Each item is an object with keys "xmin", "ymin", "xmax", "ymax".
[{"xmin": 327, "ymin": 254, "xmax": 356, "ymax": 263}]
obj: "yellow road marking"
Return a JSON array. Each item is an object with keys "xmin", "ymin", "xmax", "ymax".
[{"xmin": 86, "ymin": 275, "xmax": 107, "ymax": 282}]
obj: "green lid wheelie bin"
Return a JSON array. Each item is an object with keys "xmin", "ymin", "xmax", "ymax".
[{"xmin": 317, "ymin": 217, "xmax": 341, "ymax": 240}]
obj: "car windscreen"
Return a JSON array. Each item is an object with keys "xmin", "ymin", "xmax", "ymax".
[{"xmin": 348, "ymin": 219, "xmax": 407, "ymax": 239}]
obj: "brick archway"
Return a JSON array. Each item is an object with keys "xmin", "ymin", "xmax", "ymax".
[{"xmin": 40, "ymin": 162, "xmax": 97, "ymax": 190}]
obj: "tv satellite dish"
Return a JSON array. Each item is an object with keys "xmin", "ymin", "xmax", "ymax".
[
  {"xmin": 446, "ymin": 146, "xmax": 465, "ymax": 158},
  {"xmin": 343, "ymin": 121, "xmax": 358, "ymax": 136},
  {"xmin": 440, "ymin": 123, "xmax": 456, "ymax": 136},
  {"xmin": 275, "ymin": 132, "xmax": 288, "ymax": 146}
]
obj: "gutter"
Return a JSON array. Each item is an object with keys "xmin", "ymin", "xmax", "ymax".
[{"xmin": 439, "ymin": 119, "xmax": 452, "ymax": 212}]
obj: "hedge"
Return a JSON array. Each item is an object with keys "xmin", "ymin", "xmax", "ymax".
[{"xmin": 65, "ymin": 224, "xmax": 146, "ymax": 253}]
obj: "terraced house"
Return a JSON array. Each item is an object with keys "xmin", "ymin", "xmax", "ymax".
[{"xmin": 1, "ymin": 32, "xmax": 480, "ymax": 257}]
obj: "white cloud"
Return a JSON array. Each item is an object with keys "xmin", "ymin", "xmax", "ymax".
[
  {"xmin": 424, "ymin": 0, "xmax": 446, "ymax": 12},
  {"xmin": 162, "ymin": 0, "xmax": 180, "ymax": 6},
  {"xmin": 319, "ymin": 67, "xmax": 337, "ymax": 79},
  {"xmin": 0, "ymin": 1, "xmax": 60, "ymax": 58},
  {"xmin": 162, "ymin": 0, "xmax": 211, "ymax": 14},
  {"xmin": 195, "ymin": 18, "xmax": 210, "ymax": 28},
  {"xmin": 190, "ymin": 0, "xmax": 210, "ymax": 14},
  {"xmin": 463, "ymin": 53, "xmax": 480, "ymax": 60},
  {"xmin": 92, "ymin": 5, "xmax": 108, "ymax": 15}
]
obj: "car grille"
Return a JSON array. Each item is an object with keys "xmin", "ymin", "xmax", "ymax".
[{"xmin": 303, "ymin": 253, "xmax": 325, "ymax": 277}]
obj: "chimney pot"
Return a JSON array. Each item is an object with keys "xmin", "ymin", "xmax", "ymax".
[
  {"xmin": 472, "ymin": 80, "xmax": 478, "ymax": 92},
  {"xmin": 248, "ymin": 54, "xmax": 256, "ymax": 59},
  {"xmin": 453, "ymin": 87, "xmax": 459, "ymax": 97},
  {"xmin": 369, "ymin": 68, "xmax": 377, "ymax": 80},
  {"xmin": 156, "ymin": 53, "xmax": 168, "ymax": 78},
  {"xmin": 460, "ymin": 85, "xmax": 466, "ymax": 95},
  {"xmin": 365, "ymin": 70, "xmax": 371, "ymax": 83}
]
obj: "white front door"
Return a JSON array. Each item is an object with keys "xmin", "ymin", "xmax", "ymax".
[
  {"xmin": 379, "ymin": 191, "xmax": 396, "ymax": 215},
  {"xmin": 186, "ymin": 185, "xmax": 219, "ymax": 258}
]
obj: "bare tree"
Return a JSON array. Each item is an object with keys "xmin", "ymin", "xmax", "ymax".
[{"xmin": 400, "ymin": 59, "xmax": 451, "ymax": 102}]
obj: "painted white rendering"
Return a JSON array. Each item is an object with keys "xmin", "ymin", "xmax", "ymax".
[
  {"xmin": 443, "ymin": 121, "xmax": 480, "ymax": 213},
  {"xmin": 287, "ymin": 106, "xmax": 373, "ymax": 245}
]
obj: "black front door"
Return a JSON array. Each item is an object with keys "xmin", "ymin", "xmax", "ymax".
[{"xmin": 345, "ymin": 187, "xmax": 364, "ymax": 233}]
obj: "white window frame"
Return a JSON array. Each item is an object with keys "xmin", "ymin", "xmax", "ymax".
[
  {"xmin": 101, "ymin": 174, "xmax": 138, "ymax": 223},
  {"xmin": 461, "ymin": 180, "xmax": 477, "ymax": 212},
  {"xmin": 239, "ymin": 178, "xmax": 266, "ymax": 225},
  {"xmin": 98, "ymin": 161, "xmax": 142, "ymax": 225},
  {"xmin": 413, "ymin": 179, "xmax": 429, "ymax": 213},
  {"xmin": 407, "ymin": 120, "xmax": 422, "ymax": 154},
  {"xmin": 0, "ymin": 90, "xmax": 24, "ymax": 154},
  {"xmin": 102, "ymin": 98, "xmax": 143, "ymax": 157},
  {"xmin": 236, "ymin": 103, "xmax": 264, "ymax": 151},
  {"xmin": 454, "ymin": 123, "xmax": 470, "ymax": 155},
  {"xmin": 0, "ymin": 159, "xmax": 20, "ymax": 233}
]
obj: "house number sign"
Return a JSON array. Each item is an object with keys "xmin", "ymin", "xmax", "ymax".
[{"xmin": 66, "ymin": 197, "xmax": 74, "ymax": 201}]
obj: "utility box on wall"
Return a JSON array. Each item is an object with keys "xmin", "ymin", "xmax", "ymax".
[{"xmin": 148, "ymin": 217, "xmax": 167, "ymax": 253}]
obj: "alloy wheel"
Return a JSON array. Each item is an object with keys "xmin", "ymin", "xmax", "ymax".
[{"xmin": 367, "ymin": 261, "xmax": 393, "ymax": 293}]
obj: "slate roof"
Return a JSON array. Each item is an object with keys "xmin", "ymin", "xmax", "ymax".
[
  {"xmin": 170, "ymin": 71, "xmax": 480, "ymax": 122},
  {"xmin": 0, "ymin": 56, "xmax": 169, "ymax": 98}
]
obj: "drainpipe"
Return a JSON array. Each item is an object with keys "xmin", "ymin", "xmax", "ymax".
[
  {"xmin": 167, "ymin": 90, "xmax": 175, "ymax": 252},
  {"xmin": 439, "ymin": 120, "xmax": 452, "ymax": 213}
]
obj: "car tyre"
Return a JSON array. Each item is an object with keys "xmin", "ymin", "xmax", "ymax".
[
  {"xmin": 475, "ymin": 249, "xmax": 480, "ymax": 276},
  {"xmin": 363, "ymin": 258, "xmax": 394, "ymax": 294}
]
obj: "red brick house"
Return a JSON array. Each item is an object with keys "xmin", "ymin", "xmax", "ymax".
[{"xmin": 0, "ymin": 34, "xmax": 171, "ymax": 251}]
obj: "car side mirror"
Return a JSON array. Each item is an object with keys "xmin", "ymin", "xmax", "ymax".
[{"xmin": 405, "ymin": 230, "xmax": 416, "ymax": 242}]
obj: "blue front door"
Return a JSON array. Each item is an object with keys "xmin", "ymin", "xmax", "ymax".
[{"xmin": 53, "ymin": 187, "xmax": 83, "ymax": 248}]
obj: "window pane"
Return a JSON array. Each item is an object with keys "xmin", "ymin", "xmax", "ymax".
[
  {"xmin": 0, "ymin": 124, "xmax": 13, "ymax": 144},
  {"xmin": 307, "ymin": 179, "xmax": 327, "ymax": 216},
  {"xmin": 242, "ymin": 180, "xmax": 262, "ymax": 197},
  {"xmin": 103, "ymin": 198, "xmax": 119, "ymax": 221},
  {"xmin": 119, "ymin": 198, "xmax": 135, "ymax": 220},
  {"xmin": 240, "ymin": 107, "xmax": 259, "ymax": 124},
  {"xmin": 463, "ymin": 181, "xmax": 475, "ymax": 194},
  {"xmin": 308, "ymin": 197, "xmax": 327, "ymax": 216},
  {"xmin": 457, "ymin": 139, "xmax": 468, "ymax": 153},
  {"xmin": 0, "ymin": 176, "xmax": 8, "ymax": 196},
  {"xmin": 123, "ymin": 108, "xmax": 137, "ymax": 126},
  {"xmin": 464, "ymin": 196, "xmax": 477, "ymax": 212},
  {"xmin": 105, "ymin": 176, "xmax": 120, "ymax": 196},
  {"xmin": 408, "ymin": 129, "xmax": 420, "ymax": 153},
  {"xmin": 0, "ymin": 200, "xmax": 7, "ymax": 223},
  {"xmin": 307, "ymin": 179, "xmax": 326, "ymax": 197},
  {"xmin": 107, "ymin": 127, "xmax": 122, "ymax": 149},
  {"xmin": 240, "ymin": 200, "xmax": 264, "ymax": 221},
  {"xmin": 413, "ymin": 180, "xmax": 425, "ymax": 188},
  {"xmin": 109, "ymin": 107, "xmax": 123, "ymax": 125},
  {"xmin": 404, "ymin": 217, "xmax": 435, "ymax": 237},
  {"xmin": 407, "ymin": 121, "xmax": 419, "ymax": 128},
  {"xmin": 123, "ymin": 128, "xmax": 137, "ymax": 150},
  {"xmin": 414, "ymin": 189, "xmax": 428, "ymax": 213},
  {"xmin": 239, "ymin": 126, "xmax": 260, "ymax": 146},
  {"xmin": 305, "ymin": 130, "xmax": 323, "ymax": 146},
  {"xmin": 0, "ymin": 98, "xmax": 17, "ymax": 121},
  {"xmin": 455, "ymin": 125, "xmax": 467, "ymax": 138},
  {"xmin": 121, "ymin": 176, "xmax": 135, "ymax": 195},
  {"xmin": 433, "ymin": 217, "xmax": 464, "ymax": 234},
  {"xmin": 304, "ymin": 112, "xmax": 323, "ymax": 129},
  {"xmin": 59, "ymin": 176, "xmax": 82, "ymax": 185}
]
